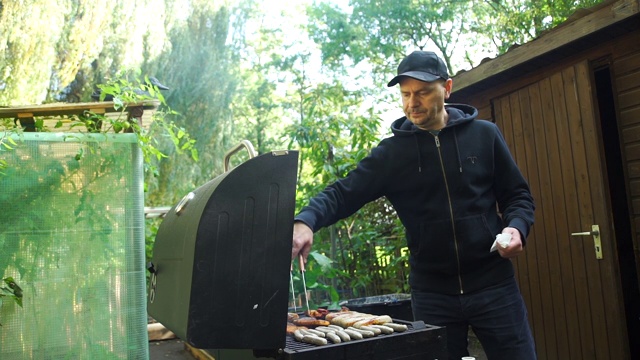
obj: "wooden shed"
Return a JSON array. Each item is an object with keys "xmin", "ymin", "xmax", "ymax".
[{"xmin": 449, "ymin": 0, "xmax": 640, "ymax": 358}]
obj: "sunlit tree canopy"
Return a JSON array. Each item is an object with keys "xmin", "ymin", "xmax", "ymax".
[{"xmin": 0, "ymin": 0, "xmax": 605, "ymax": 301}]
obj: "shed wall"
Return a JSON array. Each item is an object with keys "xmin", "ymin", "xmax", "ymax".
[
  {"xmin": 616, "ymin": 35, "xmax": 640, "ymax": 280},
  {"xmin": 449, "ymin": 27, "xmax": 640, "ymax": 360},
  {"xmin": 452, "ymin": 30, "xmax": 640, "ymax": 290}
]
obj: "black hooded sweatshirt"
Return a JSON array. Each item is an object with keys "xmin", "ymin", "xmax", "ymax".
[{"xmin": 295, "ymin": 104, "xmax": 535, "ymax": 295}]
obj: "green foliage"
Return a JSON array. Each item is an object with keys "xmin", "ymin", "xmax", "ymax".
[
  {"xmin": 91, "ymin": 73, "xmax": 199, "ymax": 176},
  {"xmin": 1, "ymin": 72, "xmax": 199, "ymax": 180},
  {"xmin": 307, "ymin": 0, "xmax": 606, "ymax": 76},
  {"xmin": 142, "ymin": 1, "xmax": 243, "ymax": 207},
  {"xmin": 138, "ymin": 2, "xmax": 245, "ymax": 273},
  {"xmin": 284, "ymin": 73, "xmax": 409, "ymax": 300},
  {"xmin": 144, "ymin": 217, "xmax": 163, "ymax": 284},
  {"xmin": 307, "ymin": 0, "xmax": 471, "ymax": 79},
  {"xmin": 0, "ymin": 0, "xmax": 609, "ymax": 312},
  {"xmin": 0, "ymin": 277, "xmax": 23, "ymax": 325},
  {"xmin": 290, "ymin": 251, "xmax": 342, "ymax": 310},
  {"xmin": 0, "ymin": 132, "xmax": 19, "ymax": 175},
  {"xmin": 230, "ymin": 26, "xmax": 291, "ymax": 155},
  {"xmin": 0, "ymin": 73, "xmax": 197, "ymax": 346},
  {"xmin": 0, "ymin": 135, "xmax": 148, "ymax": 355},
  {"xmin": 467, "ymin": 0, "xmax": 604, "ymax": 54},
  {"xmin": 290, "ymin": 0, "xmax": 606, "ymax": 304}
]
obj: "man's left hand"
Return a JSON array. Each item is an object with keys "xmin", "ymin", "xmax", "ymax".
[{"xmin": 498, "ymin": 227, "xmax": 525, "ymax": 258}]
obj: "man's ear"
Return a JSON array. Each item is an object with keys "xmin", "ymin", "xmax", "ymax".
[{"xmin": 444, "ymin": 78, "xmax": 453, "ymax": 99}]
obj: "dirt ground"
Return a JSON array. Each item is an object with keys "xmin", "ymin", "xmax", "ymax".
[{"xmin": 149, "ymin": 339, "xmax": 196, "ymax": 359}]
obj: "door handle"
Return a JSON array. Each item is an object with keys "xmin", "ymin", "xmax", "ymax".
[{"xmin": 571, "ymin": 225, "xmax": 603, "ymax": 259}]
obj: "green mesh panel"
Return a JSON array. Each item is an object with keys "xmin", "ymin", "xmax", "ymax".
[{"xmin": 0, "ymin": 133, "xmax": 148, "ymax": 359}]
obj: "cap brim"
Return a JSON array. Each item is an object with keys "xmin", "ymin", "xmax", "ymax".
[{"xmin": 387, "ymin": 71, "xmax": 441, "ymax": 87}]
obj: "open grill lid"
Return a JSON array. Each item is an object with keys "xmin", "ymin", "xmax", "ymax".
[{"xmin": 147, "ymin": 143, "xmax": 299, "ymax": 350}]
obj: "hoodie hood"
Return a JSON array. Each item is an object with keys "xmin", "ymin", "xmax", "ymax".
[{"xmin": 391, "ymin": 103, "xmax": 478, "ymax": 136}]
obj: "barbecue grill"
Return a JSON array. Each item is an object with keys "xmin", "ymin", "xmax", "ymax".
[
  {"xmin": 262, "ymin": 320, "xmax": 445, "ymax": 360},
  {"xmin": 147, "ymin": 141, "xmax": 448, "ymax": 359}
]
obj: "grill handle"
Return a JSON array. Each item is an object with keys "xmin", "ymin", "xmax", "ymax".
[{"xmin": 224, "ymin": 140, "xmax": 257, "ymax": 172}]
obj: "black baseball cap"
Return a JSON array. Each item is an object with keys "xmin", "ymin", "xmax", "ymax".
[{"xmin": 387, "ymin": 51, "xmax": 450, "ymax": 87}]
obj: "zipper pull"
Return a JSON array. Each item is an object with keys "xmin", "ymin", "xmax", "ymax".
[{"xmin": 434, "ymin": 136, "xmax": 440, "ymax": 147}]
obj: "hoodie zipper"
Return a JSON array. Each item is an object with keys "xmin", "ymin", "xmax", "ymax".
[{"xmin": 433, "ymin": 134, "xmax": 464, "ymax": 294}]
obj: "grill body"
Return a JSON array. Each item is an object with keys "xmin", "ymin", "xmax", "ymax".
[
  {"xmin": 210, "ymin": 320, "xmax": 446, "ymax": 359},
  {"xmin": 279, "ymin": 321, "xmax": 447, "ymax": 360},
  {"xmin": 147, "ymin": 147, "xmax": 448, "ymax": 359}
]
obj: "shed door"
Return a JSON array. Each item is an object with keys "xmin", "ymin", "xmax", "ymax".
[{"xmin": 492, "ymin": 60, "xmax": 629, "ymax": 359}]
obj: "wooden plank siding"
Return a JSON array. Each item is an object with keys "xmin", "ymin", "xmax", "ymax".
[
  {"xmin": 568, "ymin": 63, "xmax": 611, "ymax": 360},
  {"xmin": 550, "ymin": 68, "xmax": 588, "ymax": 359},
  {"xmin": 527, "ymin": 78, "xmax": 561, "ymax": 360},
  {"xmin": 616, "ymin": 41, "xmax": 640, "ymax": 287},
  {"xmin": 487, "ymin": 59, "xmax": 630, "ymax": 359},
  {"xmin": 538, "ymin": 74, "xmax": 574, "ymax": 360},
  {"xmin": 448, "ymin": 15, "xmax": 639, "ymax": 355},
  {"xmin": 517, "ymin": 85, "xmax": 546, "ymax": 358}
]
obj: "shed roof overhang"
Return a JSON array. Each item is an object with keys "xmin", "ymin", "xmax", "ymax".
[{"xmin": 449, "ymin": 0, "xmax": 640, "ymax": 103}]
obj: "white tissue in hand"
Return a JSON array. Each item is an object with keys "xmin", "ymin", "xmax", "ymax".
[{"xmin": 490, "ymin": 233, "xmax": 512, "ymax": 252}]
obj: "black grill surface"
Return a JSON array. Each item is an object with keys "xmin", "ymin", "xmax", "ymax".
[{"xmin": 270, "ymin": 320, "xmax": 447, "ymax": 360}]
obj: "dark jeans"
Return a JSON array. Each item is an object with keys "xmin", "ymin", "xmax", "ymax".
[{"xmin": 411, "ymin": 277, "xmax": 536, "ymax": 360}]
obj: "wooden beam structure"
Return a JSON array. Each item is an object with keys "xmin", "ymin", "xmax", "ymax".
[
  {"xmin": 452, "ymin": 0, "xmax": 639, "ymax": 98},
  {"xmin": 0, "ymin": 100, "xmax": 159, "ymax": 132}
]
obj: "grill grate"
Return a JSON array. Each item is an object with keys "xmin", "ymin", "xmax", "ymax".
[
  {"xmin": 285, "ymin": 321, "xmax": 419, "ymax": 351},
  {"xmin": 279, "ymin": 320, "xmax": 447, "ymax": 360}
]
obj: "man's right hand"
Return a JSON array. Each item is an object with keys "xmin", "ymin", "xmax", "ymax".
[{"xmin": 292, "ymin": 221, "xmax": 313, "ymax": 263}]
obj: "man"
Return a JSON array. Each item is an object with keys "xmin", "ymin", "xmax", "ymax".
[{"xmin": 291, "ymin": 50, "xmax": 536, "ymax": 360}]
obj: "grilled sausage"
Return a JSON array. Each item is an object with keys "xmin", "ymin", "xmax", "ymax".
[
  {"xmin": 384, "ymin": 323, "xmax": 408, "ymax": 332},
  {"xmin": 314, "ymin": 326, "xmax": 336, "ymax": 335},
  {"xmin": 294, "ymin": 318, "xmax": 331, "ymax": 327},
  {"xmin": 334, "ymin": 315, "xmax": 371, "ymax": 328},
  {"xmin": 306, "ymin": 328, "xmax": 327, "ymax": 338},
  {"xmin": 326, "ymin": 332, "xmax": 341, "ymax": 344},
  {"xmin": 287, "ymin": 312, "xmax": 300, "ymax": 322},
  {"xmin": 371, "ymin": 315, "xmax": 393, "ymax": 324},
  {"xmin": 352, "ymin": 318, "xmax": 378, "ymax": 328},
  {"xmin": 356, "ymin": 325, "xmax": 381, "ymax": 335},
  {"xmin": 370, "ymin": 324, "xmax": 394, "ymax": 334},
  {"xmin": 305, "ymin": 308, "xmax": 329, "ymax": 318},
  {"xmin": 301, "ymin": 334, "xmax": 327, "ymax": 346},
  {"xmin": 335, "ymin": 330, "xmax": 351, "ymax": 342},
  {"xmin": 286, "ymin": 323, "xmax": 308, "ymax": 335},
  {"xmin": 347, "ymin": 327, "xmax": 375, "ymax": 338},
  {"xmin": 342, "ymin": 328, "xmax": 363, "ymax": 340},
  {"xmin": 325, "ymin": 311, "xmax": 351, "ymax": 321},
  {"xmin": 293, "ymin": 329, "xmax": 305, "ymax": 341}
]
